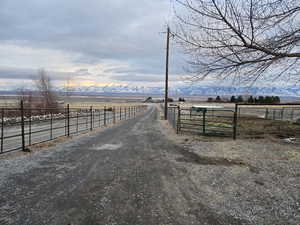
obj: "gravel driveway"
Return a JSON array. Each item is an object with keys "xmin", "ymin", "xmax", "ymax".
[{"xmin": 0, "ymin": 106, "xmax": 298, "ymax": 225}]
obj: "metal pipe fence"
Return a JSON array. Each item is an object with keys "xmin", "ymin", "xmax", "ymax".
[
  {"xmin": 236, "ymin": 104, "xmax": 300, "ymax": 121},
  {"xmin": 167, "ymin": 106, "xmax": 178, "ymax": 130},
  {"xmin": 167, "ymin": 103, "xmax": 300, "ymax": 139},
  {"xmin": 235, "ymin": 103, "xmax": 300, "ymax": 138},
  {"xmin": 167, "ymin": 106, "xmax": 235, "ymax": 138},
  {"xmin": 0, "ymin": 102, "xmax": 147, "ymax": 154}
]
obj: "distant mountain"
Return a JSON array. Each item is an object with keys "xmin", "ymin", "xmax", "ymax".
[
  {"xmin": 56, "ymin": 85, "xmax": 300, "ymax": 97},
  {"xmin": 1, "ymin": 85, "xmax": 300, "ymax": 97}
]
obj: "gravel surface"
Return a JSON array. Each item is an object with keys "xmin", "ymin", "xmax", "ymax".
[
  {"xmin": 160, "ymin": 118, "xmax": 300, "ymax": 225},
  {"xmin": 0, "ymin": 105, "xmax": 299, "ymax": 225}
]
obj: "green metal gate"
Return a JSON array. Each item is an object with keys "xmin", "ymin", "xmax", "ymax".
[{"xmin": 169, "ymin": 106, "xmax": 236, "ymax": 138}]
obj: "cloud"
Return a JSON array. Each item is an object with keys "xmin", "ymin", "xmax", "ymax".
[
  {"xmin": 0, "ymin": 67, "xmax": 84, "ymax": 81},
  {"xmin": 111, "ymin": 73, "xmax": 182, "ymax": 83},
  {"xmin": 0, "ymin": 0, "xmax": 186, "ymax": 88},
  {"xmin": 74, "ymin": 68, "xmax": 91, "ymax": 76},
  {"xmin": 0, "ymin": 1, "xmax": 175, "ymax": 63}
]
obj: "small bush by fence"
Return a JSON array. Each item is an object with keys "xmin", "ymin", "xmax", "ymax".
[
  {"xmin": 167, "ymin": 104, "xmax": 300, "ymax": 139},
  {"xmin": 0, "ymin": 102, "xmax": 147, "ymax": 154}
]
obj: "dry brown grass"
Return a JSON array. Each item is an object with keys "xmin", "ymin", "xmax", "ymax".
[
  {"xmin": 68, "ymin": 103, "xmax": 145, "ymax": 109},
  {"xmin": 176, "ymin": 104, "xmax": 300, "ymax": 139},
  {"xmin": 177, "ymin": 112, "xmax": 300, "ymax": 139},
  {"xmin": 179, "ymin": 102, "xmax": 300, "ymax": 109},
  {"xmin": 185, "ymin": 116, "xmax": 300, "ymax": 139},
  {"xmin": 237, "ymin": 117, "xmax": 300, "ymax": 138}
]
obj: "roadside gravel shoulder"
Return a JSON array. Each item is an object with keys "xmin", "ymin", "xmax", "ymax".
[{"xmin": 158, "ymin": 108, "xmax": 300, "ymax": 225}]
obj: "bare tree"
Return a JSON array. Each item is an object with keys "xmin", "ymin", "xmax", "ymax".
[
  {"xmin": 173, "ymin": 0, "xmax": 300, "ymax": 84},
  {"xmin": 34, "ymin": 69, "xmax": 58, "ymax": 108},
  {"xmin": 18, "ymin": 88, "xmax": 33, "ymax": 108}
]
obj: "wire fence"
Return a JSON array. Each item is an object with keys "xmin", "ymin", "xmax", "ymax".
[
  {"xmin": 237, "ymin": 105, "xmax": 300, "ymax": 121},
  {"xmin": 167, "ymin": 103, "xmax": 300, "ymax": 139},
  {"xmin": 236, "ymin": 104, "xmax": 300, "ymax": 138},
  {"xmin": 168, "ymin": 106, "xmax": 235, "ymax": 138},
  {"xmin": 0, "ymin": 101, "xmax": 147, "ymax": 154}
]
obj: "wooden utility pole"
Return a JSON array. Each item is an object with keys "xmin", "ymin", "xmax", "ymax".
[{"xmin": 164, "ymin": 27, "xmax": 170, "ymax": 120}]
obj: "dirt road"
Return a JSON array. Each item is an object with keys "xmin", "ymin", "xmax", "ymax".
[{"xmin": 0, "ymin": 106, "xmax": 297, "ymax": 225}]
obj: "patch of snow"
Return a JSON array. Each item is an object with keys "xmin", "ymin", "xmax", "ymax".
[
  {"xmin": 283, "ymin": 137, "xmax": 299, "ymax": 144},
  {"xmin": 93, "ymin": 143, "xmax": 122, "ymax": 151}
]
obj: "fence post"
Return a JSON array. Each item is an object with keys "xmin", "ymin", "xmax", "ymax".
[
  {"xmin": 265, "ymin": 108, "xmax": 269, "ymax": 119},
  {"xmin": 281, "ymin": 108, "xmax": 284, "ymax": 120},
  {"xmin": 29, "ymin": 108, "xmax": 32, "ymax": 145},
  {"xmin": 113, "ymin": 107, "xmax": 116, "ymax": 124},
  {"xmin": 50, "ymin": 111, "xmax": 53, "ymax": 140},
  {"xmin": 67, "ymin": 104, "xmax": 70, "ymax": 136},
  {"xmin": 20, "ymin": 100, "xmax": 25, "ymax": 151},
  {"xmin": 98, "ymin": 109, "xmax": 101, "ymax": 127},
  {"xmin": 202, "ymin": 110, "xmax": 206, "ymax": 135},
  {"xmin": 104, "ymin": 106, "xmax": 107, "ymax": 126},
  {"xmin": 233, "ymin": 104, "xmax": 238, "ymax": 140},
  {"xmin": 120, "ymin": 107, "xmax": 122, "ymax": 121},
  {"xmin": 90, "ymin": 106, "xmax": 93, "ymax": 131},
  {"xmin": 85, "ymin": 110, "xmax": 88, "ymax": 129},
  {"xmin": 176, "ymin": 106, "xmax": 181, "ymax": 134},
  {"xmin": 76, "ymin": 111, "xmax": 79, "ymax": 133},
  {"xmin": 93, "ymin": 107, "xmax": 95, "ymax": 127},
  {"xmin": 173, "ymin": 107, "xmax": 176, "ymax": 128},
  {"xmin": 125, "ymin": 107, "xmax": 127, "ymax": 119},
  {"xmin": 1, "ymin": 108, "xmax": 4, "ymax": 153}
]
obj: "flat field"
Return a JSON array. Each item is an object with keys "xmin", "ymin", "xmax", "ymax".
[
  {"xmin": 0, "ymin": 95, "xmax": 146, "ymax": 108},
  {"xmin": 0, "ymin": 96, "xmax": 146, "ymax": 153},
  {"xmin": 172, "ymin": 102, "xmax": 300, "ymax": 139}
]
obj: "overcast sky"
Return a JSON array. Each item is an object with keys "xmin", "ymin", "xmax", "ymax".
[{"xmin": 0, "ymin": 0, "xmax": 190, "ymax": 89}]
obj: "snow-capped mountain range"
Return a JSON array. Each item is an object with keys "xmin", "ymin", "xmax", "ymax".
[
  {"xmin": 58, "ymin": 85, "xmax": 300, "ymax": 97},
  {"xmin": 1, "ymin": 84, "xmax": 300, "ymax": 97}
]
